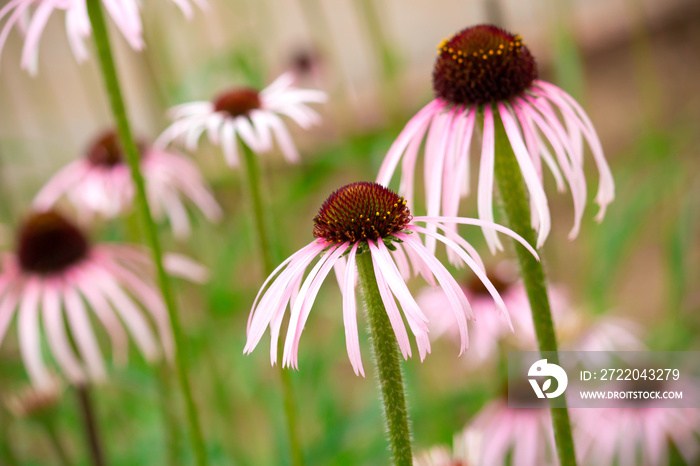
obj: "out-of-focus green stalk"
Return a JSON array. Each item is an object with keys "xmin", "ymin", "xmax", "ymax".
[
  {"xmin": 355, "ymin": 251, "xmax": 413, "ymax": 466},
  {"xmin": 75, "ymin": 385, "xmax": 106, "ymax": 466},
  {"xmin": 41, "ymin": 416, "xmax": 72, "ymax": 466},
  {"xmin": 492, "ymin": 114, "xmax": 577, "ymax": 466},
  {"xmin": 239, "ymin": 142, "xmax": 304, "ymax": 466},
  {"xmin": 85, "ymin": 2, "xmax": 207, "ymax": 465},
  {"xmin": 0, "ymin": 410, "xmax": 19, "ymax": 466}
]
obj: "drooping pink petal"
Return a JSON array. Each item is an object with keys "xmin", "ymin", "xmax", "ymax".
[
  {"xmin": 371, "ymin": 240, "xmax": 430, "ymax": 361},
  {"xmin": 85, "ymin": 263, "xmax": 161, "ymax": 362},
  {"xmin": 341, "ymin": 243, "xmax": 364, "ymax": 376},
  {"xmin": 62, "ymin": 280, "xmax": 106, "ymax": 382},
  {"xmin": 283, "ymin": 244, "xmax": 346, "ymax": 369},
  {"xmin": 397, "ymin": 233, "xmax": 469, "ymax": 354},
  {"xmin": 369, "ymin": 246, "xmax": 412, "ymax": 360},
  {"xmin": 498, "ymin": 102, "xmax": 551, "ymax": 248},
  {"xmin": 18, "ymin": 276, "xmax": 51, "ymax": 388},
  {"xmin": 42, "ymin": 276, "xmax": 86, "ymax": 384},
  {"xmin": 68, "ymin": 269, "xmax": 129, "ymax": 366},
  {"xmin": 411, "ymin": 216, "xmax": 539, "ymax": 260},
  {"xmin": 376, "ymin": 99, "xmax": 443, "ymax": 186},
  {"xmin": 477, "ymin": 105, "xmax": 502, "ymax": 253}
]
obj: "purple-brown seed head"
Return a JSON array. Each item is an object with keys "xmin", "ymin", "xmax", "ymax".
[
  {"xmin": 86, "ymin": 130, "xmax": 145, "ymax": 167},
  {"xmin": 17, "ymin": 211, "xmax": 89, "ymax": 274},
  {"xmin": 213, "ymin": 88, "xmax": 261, "ymax": 118},
  {"xmin": 313, "ymin": 182, "xmax": 412, "ymax": 243},
  {"xmin": 432, "ymin": 25, "xmax": 537, "ymax": 106}
]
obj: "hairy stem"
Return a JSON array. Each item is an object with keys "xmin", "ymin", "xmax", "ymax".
[
  {"xmin": 492, "ymin": 112, "xmax": 577, "ymax": 466},
  {"xmin": 239, "ymin": 142, "xmax": 304, "ymax": 466},
  {"xmin": 85, "ymin": 2, "xmax": 207, "ymax": 465},
  {"xmin": 355, "ymin": 251, "xmax": 413, "ymax": 466}
]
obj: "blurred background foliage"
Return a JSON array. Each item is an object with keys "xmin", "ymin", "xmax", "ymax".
[{"xmin": 0, "ymin": 0, "xmax": 699, "ymax": 464}]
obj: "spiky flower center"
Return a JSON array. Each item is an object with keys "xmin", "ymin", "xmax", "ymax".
[
  {"xmin": 313, "ymin": 182, "xmax": 412, "ymax": 243},
  {"xmin": 432, "ymin": 24, "xmax": 537, "ymax": 106},
  {"xmin": 17, "ymin": 211, "xmax": 89, "ymax": 274},
  {"xmin": 213, "ymin": 88, "xmax": 261, "ymax": 118},
  {"xmin": 86, "ymin": 130, "xmax": 145, "ymax": 167}
]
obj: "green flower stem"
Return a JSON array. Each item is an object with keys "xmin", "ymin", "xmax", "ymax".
[
  {"xmin": 492, "ymin": 113, "xmax": 577, "ymax": 466},
  {"xmin": 0, "ymin": 411, "xmax": 20, "ymax": 466},
  {"xmin": 157, "ymin": 364, "xmax": 183, "ymax": 466},
  {"xmin": 41, "ymin": 416, "xmax": 72, "ymax": 466},
  {"xmin": 239, "ymin": 142, "xmax": 304, "ymax": 466},
  {"xmin": 355, "ymin": 251, "xmax": 413, "ymax": 466},
  {"xmin": 75, "ymin": 385, "xmax": 106, "ymax": 466},
  {"xmin": 85, "ymin": 2, "xmax": 207, "ymax": 465}
]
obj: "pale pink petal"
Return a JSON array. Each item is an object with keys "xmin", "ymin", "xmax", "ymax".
[
  {"xmin": 283, "ymin": 244, "xmax": 346, "ymax": 369},
  {"xmin": 69, "ymin": 269, "xmax": 129, "ymax": 365},
  {"xmin": 41, "ymin": 277, "xmax": 86, "ymax": 384},
  {"xmin": 221, "ymin": 119, "xmax": 239, "ymax": 167},
  {"xmin": 369, "ymin": 246, "xmax": 412, "ymax": 360},
  {"xmin": 18, "ymin": 277, "xmax": 51, "ymax": 388},
  {"xmin": 397, "ymin": 233, "xmax": 469, "ymax": 354},
  {"xmin": 376, "ymin": 100, "xmax": 443, "ymax": 186},
  {"xmin": 477, "ymin": 105, "xmax": 502, "ymax": 253},
  {"xmin": 163, "ymin": 253, "xmax": 209, "ymax": 283},
  {"xmin": 342, "ymin": 243, "xmax": 364, "ymax": 376},
  {"xmin": 99, "ymin": 260, "xmax": 173, "ymax": 362},
  {"xmin": 411, "ymin": 216, "xmax": 539, "ymax": 260},
  {"xmin": 33, "ymin": 160, "xmax": 91, "ymax": 211},
  {"xmin": 245, "ymin": 241, "xmax": 326, "ymax": 354},
  {"xmin": 264, "ymin": 112, "xmax": 300, "ymax": 163},
  {"xmin": 85, "ymin": 263, "xmax": 161, "ymax": 362},
  {"xmin": 62, "ymin": 281, "xmax": 106, "ymax": 382},
  {"xmin": 371, "ymin": 240, "xmax": 430, "ymax": 361},
  {"xmin": 535, "ymin": 81, "xmax": 615, "ymax": 221},
  {"xmin": 498, "ymin": 102, "xmax": 551, "ymax": 248}
]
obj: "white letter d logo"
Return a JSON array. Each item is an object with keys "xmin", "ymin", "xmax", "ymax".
[{"xmin": 528, "ymin": 359, "xmax": 568, "ymax": 399}]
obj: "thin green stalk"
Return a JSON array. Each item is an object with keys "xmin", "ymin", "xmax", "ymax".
[
  {"xmin": 157, "ymin": 364, "xmax": 182, "ymax": 466},
  {"xmin": 85, "ymin": 2, "xmax": 207, "ymax": 465},
  {"xmin": 239, "ymin": 142, "xmax": 304, "ymax": 466},
  {"xmin": 492, "ymin": 113, "xmax": 576, "ymax": 465},
  {"xmin": 355, "ymin": 251, "xmax": 412, "ymax": 466},
  {"xmin": 75, "ymin": 385, "xmax": 106, "ymax": 466},
  {"xmin": 0, "ymin": 410, "xmax": 19, "ymax": 466},
  {"xmin": 42, "ymin": 417, "xmax": 72, "ymax": 466}
]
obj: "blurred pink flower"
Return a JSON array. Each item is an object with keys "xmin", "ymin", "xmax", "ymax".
[
  {"xmin": 418, "ymin": 267, "xmax": 645, "ymax": 366},
  {"xmin": 156, "ymin": 72, "xmax": 326, "ymax": 167},
  {"xmin": 244, "ymin": 182, "xmax": 538, "ymax": 376},
  {"xmin": 376, "ymin": 25, "xmax": 614, "ymax": 253},
  {"xmin": 0, "ymin": 0, "xmax": 205, "ymax": 75},
  {"xmin": 0, "ymin": 210, "xmax": 185, "ymax": 388},
  {"xmin": 416, "ymin": 267, "xmax": 569, "ymax": 365},
  {"xmin": 573, "ymin": 383, "xmax": 700, "ymax": 465},
  {"xmin": 469, "ymin": 399, "xmax": 558, "ymax": 466},
  {"xmin": 33, "ymin": 130, "xmax": 222, "ymax": 239}
]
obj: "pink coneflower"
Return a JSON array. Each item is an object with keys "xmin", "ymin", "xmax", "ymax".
[
  {"xmin": 574, "ymin": 381, "xmax": 700, "ymax": 466},
  {"xmin": 416, "ymin": 267, "xmax": 569, "ymax": 364},
  {"xmin": 376, "ymin": 24, "xmax": 614, "ymax": 252},
  {"xmin": 469, "ymin": 397, "xmax": 557, "ymax": 466},
  {"xmin": 33, "ymin": 130, "xmax": 222, "ymax": 239},
  {"xmin": 0, "ymin": 0, "xmax": 204, "ymax": 75},
  {"xmin": 244, "ymin": 182, "xmax": 537, "ymax": 376},
  {"xmin": 156, "ymin": 72, "xmax": 326, "ymax": 167},
  {"xmin": 0, "ymin": 210, "xmax": 175, "ymax": 389}
]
